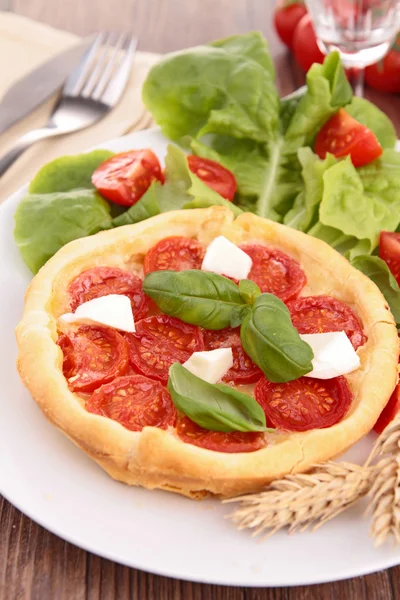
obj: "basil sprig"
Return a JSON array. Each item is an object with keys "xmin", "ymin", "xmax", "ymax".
[
  {"xmin": 240, "ymin": 294, "xmax": 314, "ymax": 383},
  {"xmin": 239, "ymin": 279, "xmax": 261, "ymax": 305},
  {"xmin": 143, "ymin": 270, "xmax": 249, "ymax": 329},
  {"xmin": 168, "ymin": 363, "xmax": 268, "ymax": 432}
]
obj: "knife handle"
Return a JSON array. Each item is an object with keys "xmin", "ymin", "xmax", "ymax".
[{"xmin": 0, "ymin": 127, "xmax": 60, "ymax": 178}]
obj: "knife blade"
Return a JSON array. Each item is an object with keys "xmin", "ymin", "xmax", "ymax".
[{"xmin": 0, "ymin": 40, "xmax": 91, "ymax": 135}]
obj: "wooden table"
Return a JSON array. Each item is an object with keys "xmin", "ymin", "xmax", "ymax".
[{"xmin": 1, "ymin": 1, "xmax": 400, "ymax": 598}]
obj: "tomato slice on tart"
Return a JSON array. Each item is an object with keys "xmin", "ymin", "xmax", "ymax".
[
  {"xmin": 239, "ymin": 244, "xmax": 306, "ymax": 302},
  {"xmin": 287, "ymin": 295, "xmax": 366, "ymax": 350},
  {"xmin": 373, "ymin": 382, "xmax": 400, "ymax": 434},
  {"xmin": 379, "ymin": 231, "xmax": 400, "ymax": 286},
  {"xmin": 86, "ymin": 374, "xmax": 176, "ymax": 432},
  {"xmin": 187, "ymin": 155, "xmax": 237, "ymax": 201},
  {"xmin": 58, "ymin": 326, "xmax": 129, "ymax": 393},
  {"xmin": 92, "ymin": 149, "xmax": 164, "ymax": 206},
  {"xmin": 203, "ymin": 327, "xmax": 262, "ymax": 384},
  {"xmin": 69, "ymin": 266, "xmax": 150, "ymax": 320},
  {"xmin": 143, "ymin": 236, "xmax": 205, "ymax": 274},
  {"xmin": 176, "ymin": 416, "xmax": 266, "ymax": 453},
  {"xmin": 255, "ymin": 376, "xmax": 352, "ymax": 432},
  {"xmin": 126, "ymin": 315, "xmax": 204, "ymax": 384},
  {"xmin": 314, "ymin": 109, "xmax": 382, "ymax": 167}
]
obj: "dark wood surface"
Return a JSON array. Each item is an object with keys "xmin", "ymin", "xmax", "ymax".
[{"xmin": 1, "ymin": 1, "xmax": 400, "ymax": 598}]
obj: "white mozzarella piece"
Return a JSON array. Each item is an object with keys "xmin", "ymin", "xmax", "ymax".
[
  {"xmin": 300, "ymin": 331, "xmax": 360, "ymax": 379},
  {"xmin": 183, "ymin": 348, "xmax": 234, "ymax": 384},
  {"xmin": 59, "ymin": 294, "xmax": 135, "ymax": 333},
  {"xmin": 201, "ymin": 235, "xmax": 252, "ymax": 280}
]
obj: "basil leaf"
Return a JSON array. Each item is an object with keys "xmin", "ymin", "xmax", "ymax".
[
  {"xmin": 240, "ymin": 293, "xmax": 314, "ymax": 382},
  {"xmin": 168, "ymin": 363, "xmax": 268, "ymax": 432},
  {"xmin": 239, "ymin": 280, "xmax": 261, "ymax": 305},
  {"xmin": 143, "ymin": 270, "xmax": 249, "ymax": 329}
]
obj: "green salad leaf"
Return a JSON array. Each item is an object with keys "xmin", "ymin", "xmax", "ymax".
[{"xmin": 346, "ymin": 96, "xmax": 397, "ymax": 149}]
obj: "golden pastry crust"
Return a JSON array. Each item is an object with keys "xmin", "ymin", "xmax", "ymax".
[{"xmin": 16, "ymin": 207, "xmax": 399, "ymax": 499}]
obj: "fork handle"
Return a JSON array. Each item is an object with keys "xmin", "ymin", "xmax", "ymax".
[{"xmin": 0, "ymin": 127, "xmax": 60, "ymax": 178}]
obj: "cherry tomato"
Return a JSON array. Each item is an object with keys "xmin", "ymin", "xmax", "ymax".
[
  {"xmin": 58, "ymin": 326, "xmax": 129, "ymax": 393},
  {"xmin": 203, "ymin": 327, "xmax": 262, "ymax": 384},
  {"xmin": 92, "ymin": 150, "xmax": 164, "ymax": 207},
  {"xmin": 239, "ymin": 244, "xmax": 306, "ymax": 302},
  {"xmin": 255, "ymin": 375, "xmax": 352, "ymax": 432},
  {"xmin": 365, "ymin": 34, "xmax": 400, "ymax": 93},
  {"xmin": 373, "ymin": 382, "xmax": 400, "ymax": 434},
  {"xmin": 315, "ymin": 109, "xmax": 383, "ymax": 167},
  {"xmin": 292, "ymin": 14, "xmax": 325, "ymax": 72},
  {"xmin": 126, "ymin": 315, "xmax": 204, "ymax": 384},
  {"xmin": 69, "ymin": 266, "xmax": 150, "ymax": 320},
  {"xmin": 86, "ymin": 374, "xmax": 176, "ymax": 432},
  {"xmin": 379, "ymin": 232, "xmax": 400, "ymax": 287},
  {"xmin": 143, "ymin": 236, "xmax": 205, "ymax": 274},
  {"xmin": 187, "ymin": 156, "xmax": 237, "ymax": 201},
  {"xmin": 176, "ymin": 416, "xmax": 266, "ymax": 453},
  {"xmin": 287, "ymin": 295, "xmax": 366, "ymax": 350},
  {"xmin": 274, "ymin": 1, "xmax": 308, "ymax": 50}
]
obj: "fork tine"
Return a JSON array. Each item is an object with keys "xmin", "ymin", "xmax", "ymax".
[
  {"xmin": 90, "ymin": 32, "xmax": 127, "ymax": 102},
  {"xmin": 63, "ymin": 32, "xmax": 106, "ymax": 97},
  {"xmin": 80, "ymin": 32, "xmax": 116, "ymax": 98},
  {"xmin": 100, "ymin": 35, "xmax": 137, "ymax": 107}
]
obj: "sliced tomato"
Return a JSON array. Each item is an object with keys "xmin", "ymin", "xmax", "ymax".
[
  {"xmin": 292, "ymin": 14, "xmax": 325, "ymax": 72},
  {"xmin": 92, "ymin": 149, "xmax": 164, "ymax": 207},
  {"xmin": 68, "ymin": 266, "xmax": 150, "ymax": 320},
  {"xmin": 365, "ymin": 34, "xmax": 400, "ymax": 94},
  {"xmin": 86, "ymin": 374, "xmax": 176, "ymax": 432},
  {"xmin": 373, "ymin": 383, "xmax": 400, "ymax": 434},
  {"xmin": 143, "ymin": 236, "xmax": 205, "ymax": 274},
  {"xmin": 187, "ymin": 156, "xmax": 237, "ymax": 201},
  {"xmin": 379, "ymin": 231, "xmax": 400, "ymax": 286},
  {"xmin": 274, "ymin": 1, "xmax": 308, "ymax": 50},
  {"xmin": 126, "ymin": 315, "xmax": 204, "ymax": 384},
  {"xmin": 203, "ymin": 327, "xmax": 262, "ymax": 384},
  {"xmin": 239, "ymin": 244, "xmax": 306, "ymax": 302},
  {"xmin": 176, "ymin": 416, "xmax": 265, "ymax": 453},
  {"xmin": 315, "ymin": 109, "xmax": 383, "ymax": 167},
  {"xmin": 58, "ymin": 326, "xmax": 129, "ymax": 393},
  {"xmin": 287, "ymin": 295, "xmax": 366, "ymax": 350},
  {"xmin": 255, "ymin": 375, "xmax": 352, "ymax": 432}
]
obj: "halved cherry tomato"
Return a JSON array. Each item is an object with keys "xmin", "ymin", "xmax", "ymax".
[
  {"xmin": 176, "ymin": 416, "xmax": 266, "ymax": 453},
  {"xmin": 373, "ymin": 382, "xmax": 400, "ymax": 434},
  {"xmin": 239, "ymin": 244, "xmax": 306, "ymax": 302},
  {"xmin": 203, "ymin": 327, "xmax": 262, "ymax": 384},
  {"xmin": 315, "ymin": 109, "xmax": 383, "ymax": 167},
  {"xmin": 92, "ymin": 150, "xmax": 164, "ymax": 207},
  {"xmin": 187, "ymin": 156, "xmax": 237, "ymax": 201},
  {"xmin": 274, "ymin": 1, "xmax": 308, "ymax": 50},
  {"xmin": 379, "ymin": 231, "xmax": 400, "ymax": 286},
  {"xmin": 255, "ymin": 375, "xmax": 352, "ymax": 432},
  {"xmin": 287, "ymin": 295, "xmax": 366, "ymax": 350},
  {"xmin": 58, "ymin": 326, "xmax": 129, "ymax": 393},
  {"xmin": 86, "ymin": 374, "xmax": 176, "ymax": 432},
  {"xmin": 292, "ymin": 14, "xmax": 325, "ymax": 72},
  {"xmin": 69, "ymin": 266, "xmax": 150, "ymax": 320},
  {"xmin": 126, "ymin": 315, "xmax": 204, "ymax": 384},
  {"xmin": 143, "ymin": 236, "xmax": 205, "ymax": 274},
  {"xmin": 365, "ymin": 34, "xmax": 400, "ymax": 94}
]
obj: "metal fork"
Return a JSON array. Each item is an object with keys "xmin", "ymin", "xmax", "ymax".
[{"xmin": 0, "ymin": 32, "xmax": 137, "ymax": 178}]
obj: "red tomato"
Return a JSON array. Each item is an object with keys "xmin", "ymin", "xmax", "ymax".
[
  {"xmin": 274, "ymin": 1, "xmax": 308, "ymax": 50},
  {"xmin": 365, "ymin": 34, "xmax": 400, "ymax": 94},
  {"xmin": 239, "ymin": 244, "xmax": 306, "ymax": 303},
  {"xmin": 379, "ymin": 232, "xmax": 400, "ymax": 286},
  {"xmin": 86, "ymin": 374, "xmax": 176, "ymax": 432},
  {"xmin": 292, "ymin": 14, "xmax": 325, "ymax": 72},
  {"xmin": 92, "ymin": 150, "xmax": 164, "ymax": 207},
  {"xmin": 143, "ymin": 236, "xmax": 205, "ymax": 274},
  {"xmin": 314, "ymin": 109, "xmax": 383, "ymax": 167},
  {"xmin": 255, "ymin": 376, "xmax": 352, "ymax": 432},
  {"xmin": 58, "ymin": 326, "xmax": 129, "ymax": 393},
  {"xmin": 126, "ymin": 315, "xmax": 204, "ymax": 384},
  {"xmin": 287, "ymin": 295, "xmax": 366, "ymax": 350},
  {"xmin": 187, "ymin": 156, "xmax": 237, "ymax": 201},
  {"xmin": 69, "ymin": 266, "xmax": 150, "ymax": 320},
  {"xmin": 176, "ymin": 416, "xmax": 265, "ymax": 453},
  {"xmin": 373, "ymin": 383, "xmax": 400, "ymax": 434},
  {"xmin": 203, "ymin": 327, "xmax": 262, "ymax": 384}
]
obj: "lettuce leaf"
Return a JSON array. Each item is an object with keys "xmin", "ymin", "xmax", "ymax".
[{"xmin": 346, "ymin": 97, "xmax": 397, "ymax": 149}]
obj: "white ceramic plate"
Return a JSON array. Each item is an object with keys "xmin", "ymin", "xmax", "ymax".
[{"xmin": 1, "ymin": 128, "xmax": 400, "ymax": 588}]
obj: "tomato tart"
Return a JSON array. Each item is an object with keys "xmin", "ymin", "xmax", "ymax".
[{"xmin": 16, "ymin": 207, "xmax": 399, "ymax": 498}]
